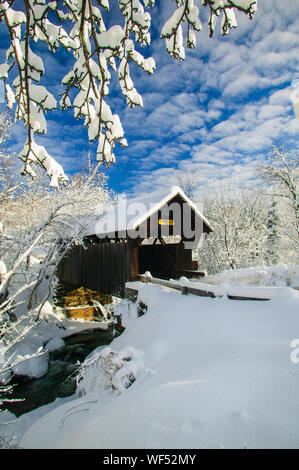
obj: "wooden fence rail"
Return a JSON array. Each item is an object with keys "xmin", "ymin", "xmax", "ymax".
[{"xmin": 136, "ymin": 274, "xmax": 272, "ymax": 301}]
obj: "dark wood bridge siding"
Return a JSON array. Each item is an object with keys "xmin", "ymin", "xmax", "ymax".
[
  {"xmin": 139, "ymin": 242, "xmax": 192, "ymax": 280},
  {"xmin": 57, "ymin": 242, "xmax": 130, "ymax": 296}
]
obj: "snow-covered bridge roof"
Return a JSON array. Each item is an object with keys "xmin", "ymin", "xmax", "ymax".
[{"xmin": 83, "ymin": 186, "xmax": 213, "ymax": 240}]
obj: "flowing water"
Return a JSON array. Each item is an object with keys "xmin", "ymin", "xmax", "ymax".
[{"xmin": 1, "ymin": 327, "xmax": 114, "ymax": 417}]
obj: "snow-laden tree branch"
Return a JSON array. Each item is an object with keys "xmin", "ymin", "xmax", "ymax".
[
  {"xmin": 0, "ymin": 162, "xmax": 113, "ymax": 307},
  {"xmin": 0, "ymin": 0, "xmax": 258, "ymax": 187},
  {"xmin": 0, "ymin": 114, "xmax": 114, "ymax": 317}
]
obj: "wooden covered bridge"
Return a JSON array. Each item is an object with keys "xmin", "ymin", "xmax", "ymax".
[{"xmin": 57, "ymin": 186, "xmax": 213, "ymax": 296}]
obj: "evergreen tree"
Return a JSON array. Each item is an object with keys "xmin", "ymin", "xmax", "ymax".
[{"xmin": 266, "ymin": 200, "xmax": 279, "ymax": 265}]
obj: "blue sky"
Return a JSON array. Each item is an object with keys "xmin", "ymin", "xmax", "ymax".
[{"xmin": 0, "ymin": 0, "xmax": 299, "ymax": 200}]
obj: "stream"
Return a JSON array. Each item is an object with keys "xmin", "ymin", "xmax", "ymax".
[{"xmin": 1, "ymin": 327, "xmax": 115, "ymax": 417}]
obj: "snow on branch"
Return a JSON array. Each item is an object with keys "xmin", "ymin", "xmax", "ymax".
[
  {"xmin": 0, "ymin": 0, "xmax": 258, "ymax": 184},
  {"xmin": 202, "ymin": 1, "xmax": 257, "ymax": 37}
]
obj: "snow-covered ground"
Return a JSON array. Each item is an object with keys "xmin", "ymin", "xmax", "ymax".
[
  {"xmin": 11, "ymin": 277, "xmax": 299, "ymax": 449},
  {"xmin": 201, "ymin": 264, "xmax": 299, "ymax": 287}
]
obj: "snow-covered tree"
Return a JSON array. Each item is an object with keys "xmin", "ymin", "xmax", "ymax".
[
  {"xmin": 265, "ymin": 200, "xmax": 280, "ymax": 265},
  {"xmin": 0, "ymin": 111, "xmax": 25, "ymax": 204},
  {"xmin": 256, "ymin": 146, "xmax": 299, "ymax": 259},
  {"xmin": 0, "ymin": 165, "xmax": 113, "ymax": 311},
  {"xmin": 0, "ymin": 0, "xmax": 258, "ymax": 186},
  {"xmin": 199, "ymin": 189, "xmax": 268, "ymax": 274},
  {"xmin": 176, "ymin": 168, "xmax": 199, "ymax": 199},
  {"xmin": 0, "ymin": 106, "xmax": 113, "ymax": 319}
]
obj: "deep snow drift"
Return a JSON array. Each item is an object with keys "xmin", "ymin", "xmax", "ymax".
[{"xmin": 19, "ymin": 282, "xmax": 299, "ymax": 449}]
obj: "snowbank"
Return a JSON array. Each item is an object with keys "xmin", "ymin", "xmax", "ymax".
[
  {"xmin": 0, "ymin": 397, "xmax": 74, "ymax": 448},
  {"xmin": 9, "ymin": 339, "xmax": 49, "ymax": 379},
  {"xmin": 202, "ymin": 264, "xmax": 299, "ymax": 287},
  {"xmin": 19, "ymin": 283, "xmax": 299, "ymax": 449},
  {"xmin": 45, "ymin": 337, "xmax": 65, "ymax": 353}
]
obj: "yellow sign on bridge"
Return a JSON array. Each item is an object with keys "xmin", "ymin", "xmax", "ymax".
[{"xmin": 158, "ymin": 219, "xmax": 174, "ymax": 226}]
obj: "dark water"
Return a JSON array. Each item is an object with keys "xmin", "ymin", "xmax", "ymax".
[{"xmin": 1, "ymin": 327, "xmax": 114, "ymax": 417}]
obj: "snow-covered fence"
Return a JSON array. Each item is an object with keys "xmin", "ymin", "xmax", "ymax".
[
  {"xmin": 138, "ymin": 274, "xmax": 217, "ymax": 298},
  {"xmin": 135, "ymin": 273, "xmax": 285, "ymax": 302}
]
